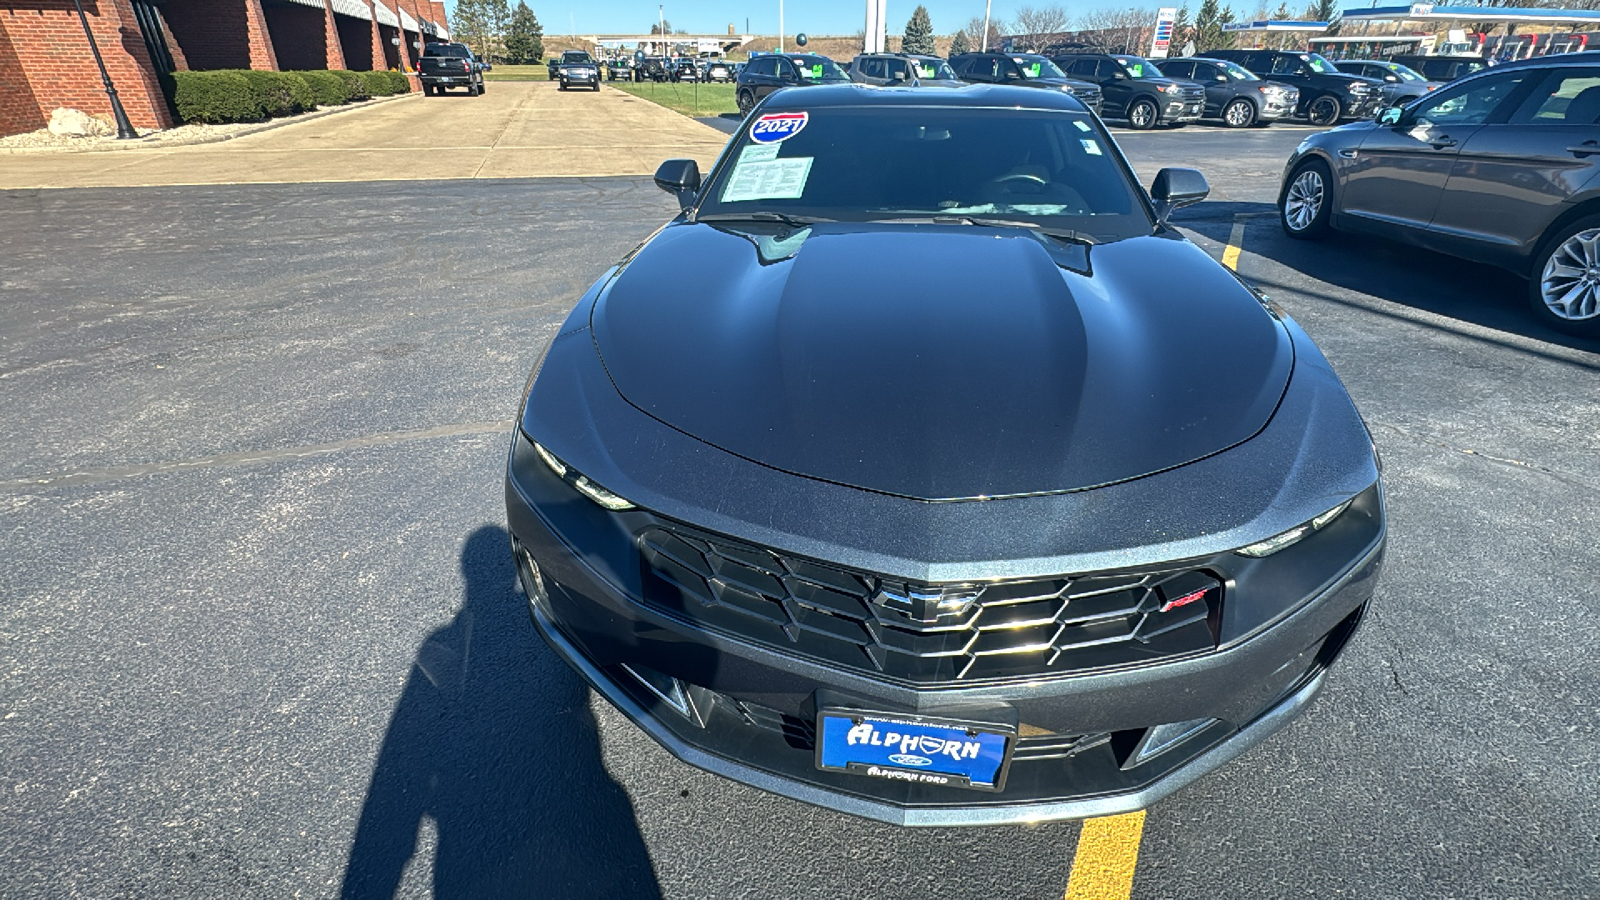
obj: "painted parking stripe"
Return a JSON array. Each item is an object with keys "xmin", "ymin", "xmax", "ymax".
[
  {"xmin": 1222, "ymin": 215, "xmax": 1248, "ymax": 271},
  {"xmin": 1063, "ymin": 810, "xmax": 1148, "ymax": 900}
]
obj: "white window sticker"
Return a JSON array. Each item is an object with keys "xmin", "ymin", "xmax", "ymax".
[
  {"xmin": 1080, "ymin": 139, "xmax": 1102, "ymax": 156},
  {"xmin": 722, "ymin": 157, "xmax": 814, "ymax": 202},
  {"xmin": 1073, "ymin": 120, "xmax": 1091, "ymax": 132},
  {"xmin": 739, "ymin": 143, "xmax": 781, "ymax": 163}
]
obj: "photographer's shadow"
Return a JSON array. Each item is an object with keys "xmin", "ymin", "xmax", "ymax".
[{"xmin": 341, "ymin": 526, "xmax": 661, "ymax": 899}]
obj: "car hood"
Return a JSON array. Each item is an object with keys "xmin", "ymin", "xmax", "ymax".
[{"xmin": 591, "ymin": 222, "xmax": 1292, "ymax": 500}]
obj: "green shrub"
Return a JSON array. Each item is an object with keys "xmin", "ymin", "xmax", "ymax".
[
  {"xmin": 295, "ymin": 70, "xmax": 350, "ymax": 106},
  {"xmin": 361, "ymin": 70, "xmax": 395, "ymax": 96},
  {"xmin": 328, "ymin": 69, "xmax": 371, "ymax": 101},
  {"xmin": 171, "ymin": 70, "xmax": 264, "ymax": 124},
  {"xmin": 279, "ymin": 73, "xmax": 317, "ymax": 112},
  {"xmin": 386, "ymin": 70, "xmax": 412, "ymax": 94},
  {"xmin": 237, "ymin": 70, "xmax": 314, "ymax": 117}
]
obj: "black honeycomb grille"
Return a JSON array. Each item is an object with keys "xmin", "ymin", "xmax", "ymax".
[{"xmin": 637, "ymin": 525, "xmax": 1222, "ymax": 685}]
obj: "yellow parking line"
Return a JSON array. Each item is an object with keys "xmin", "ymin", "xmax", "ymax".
[
  {"xmin": 1063, "ymin": 811, "xmax": 1148, "ymax": 900},
  {"xmin": 1221, "ymin": 216, "xmax": 1247, "ymax": 271}
]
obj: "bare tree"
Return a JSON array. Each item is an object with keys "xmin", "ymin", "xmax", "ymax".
[
  {"xmin": 1010, "ymin": 4, "xmax": 1072, "ymax": 50},
  {"xmin": 963, "ymin": 15, "xmax": 1007, "ymax": 51},
  {"xmin": 1076, "ymin": 6, "xmax": 1158, "ymax": 53}
]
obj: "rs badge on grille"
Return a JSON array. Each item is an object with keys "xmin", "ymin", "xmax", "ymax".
[{"xmin": 871, "ymin": 583, "xmax": 982, "ymax": 625}]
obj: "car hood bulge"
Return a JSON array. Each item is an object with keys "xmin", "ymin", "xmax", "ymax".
[{"xmin": 592, "ymin": 223, "xmax": 1291, "ymax": 500}]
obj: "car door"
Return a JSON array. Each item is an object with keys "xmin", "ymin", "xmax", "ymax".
[
  {"xmin": 1341, "ymin": 69, "xmax": 1534, "ymax": 234},
  {"xmin": 959, "ymin": 55, "xmax": 999, "ymax": 84},
  {"xmin": 1186, "ymin": 61, "xmax": 1230, "ymax": 117},
  {"xmin": 1265, "ymin": 53, "xmax": 1310, "ymax": 95},
  {"xmin": 1430, "ymin": 67, "xmax": 1600, "ymax": 262},
  {"xmin": 1090, "ymin": 59, "xmax": 1133, "ymax": 116},
  {"xmin": 886, "ymin": 58, "xmax": 914, "ymax": 85}
]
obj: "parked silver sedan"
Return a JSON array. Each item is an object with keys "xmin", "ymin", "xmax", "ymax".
[{"xmin": 1280, "ymin": 52, "xmax": 1600, "ymax": 336}]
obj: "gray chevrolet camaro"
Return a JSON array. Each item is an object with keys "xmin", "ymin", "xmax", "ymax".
[
  {"xmin": 508, "ymin": 84, "xmax": 1387, "ymax": 826},
  {"xmin": 1280, "ymin": 51, "xmax": 1600, "ymax": 336}
]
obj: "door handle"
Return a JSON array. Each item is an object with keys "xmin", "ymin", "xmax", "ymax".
[
  {"xmin": 1569, "ymin": 141, "xmax": 1600, "ymax": 158},
  {"xmin": 1428, "ymin": 136, "xmax": 1457, "ymax": 150}
]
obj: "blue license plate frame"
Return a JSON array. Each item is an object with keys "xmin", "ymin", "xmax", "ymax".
[{"xmin": 814, "ymin": 708, "xmax": 1015, "ymax": 792}]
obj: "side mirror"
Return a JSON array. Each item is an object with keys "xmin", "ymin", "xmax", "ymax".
[
  {"xmin": 1149, "ymin": 167, "xmax": 1209, "ymax": 224},
  {"xmin": 654, "ymin": 159, "xmax": 701, "ymax": 211},
  {"xmin": 1378, "ymin": 106, "xmax": 1403, "ymax": 126}
]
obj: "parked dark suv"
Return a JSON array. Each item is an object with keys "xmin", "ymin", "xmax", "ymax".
[
  {"xmin": 1389, "ymin": 54, "xmax": 1490, "ymax": 83},
  {"xmin": 1206, "ymin": 49, "xmax": 1383, "ymax": 125},
  {"xmin": 849, "ymin": 53, "xmax": 965, "ymax": 87},
  {"xmin": 1279, "ymin": 52, "xmax": 1600, "ymax": 335},
  {"xmin": 1333, "ymin": 59, "xmax": 1443, "ymax": 107},
  {"xmin": 1149, "ymin": 56, "xmax": 1297, "ymax": 127},
  {"xmin": 948, "ymin": 52, "xmax": 1104, "ymax": 115},
  {"xmin": 1053, "ymin": 52, "xmax": 1205, "ymax": 129},
  {"xmin": 735, "ymin": 53, "xmax": 851, "ymax": 116}
]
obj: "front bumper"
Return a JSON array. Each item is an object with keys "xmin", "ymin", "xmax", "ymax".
[
  {"xmin": 1164, "ymin": 98, "xmax": 1204, "ymax": 122},
  {"xmin": 1260, "ymin": 95, "xmax": 1298, "ymax": 121},
  {"xmin": 507, "ymin": 463, "xmax": 1384, "ymax": 826}
]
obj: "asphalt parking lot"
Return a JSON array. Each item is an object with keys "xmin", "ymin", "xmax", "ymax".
[{"xmin": 2, "ymin": 120, "xmax": 1598, "ymax": 898}]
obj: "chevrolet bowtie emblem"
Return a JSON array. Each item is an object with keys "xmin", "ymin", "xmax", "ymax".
[{"xmin": 871, "ymin": 583, "xmax": 982, "ymax": 624}]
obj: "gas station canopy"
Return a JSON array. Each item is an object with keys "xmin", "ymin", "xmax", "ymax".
[
  {"xmin": 1340, "ymin": 4, "xmax": 1600, "ymax": 25},
  {"xmin": 1223, "ymin": 20, "xmax": 1331, "ymax": 33}
]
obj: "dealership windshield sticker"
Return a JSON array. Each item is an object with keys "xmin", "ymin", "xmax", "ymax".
[
  {"xmin": 750, "ymin": 112, "xmax": 808, "ymax": 143},
  {"xmin": 721, "ymin": 157, "xmax": 814, "ymax": 202},
  {"xmin": 738, "ymin": 143, "xmax": 781, "ymax": 163},
  {"xmin": 1073, "ymin": 120, "xmax": 1092, "ymax": 132},
  {"xmin": 1081, "ymin": 139, "xmax": 1103, "ymax": 156}
]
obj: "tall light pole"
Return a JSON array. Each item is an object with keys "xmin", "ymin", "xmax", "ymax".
[
  {"xmin": 70, "ymin": 0, "xmax": 138, "ymax": 139},
  {"xmin": 981, "ymin": 0, "xmax": 993, "ymax": 50},
  {"xmin": 779, "ymin": 0, "xmax": 785, "ymax": 52},
  {"xmin": 659, "ymin": 4, "xmax": 665, "ymax": 54}
]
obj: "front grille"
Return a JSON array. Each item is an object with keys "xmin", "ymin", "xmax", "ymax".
[
  {"xmin": 1178, "ymin": 86, "xmax": 1206, "ymax": 103},
  {"xmin": 638, "ymin": 524, "xmax": 1221, "ymax": 685}
]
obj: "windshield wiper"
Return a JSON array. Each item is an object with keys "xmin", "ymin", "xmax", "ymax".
[
  {"xmin": 926, "ymin": 215, "xmax": 1097, "ymax": 246},
  {"xmin": 693, "ymin": 211, "xmax": 833, "ymax": 228}
]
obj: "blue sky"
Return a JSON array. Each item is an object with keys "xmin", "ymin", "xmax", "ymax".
[{"xmin": 446, "ymin": 0, "xmax": 1039, "ymax": 38}]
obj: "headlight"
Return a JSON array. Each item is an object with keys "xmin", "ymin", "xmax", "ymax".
[
  {"xmin": 529, "ymin": 438, "xmax": 637, "ymax": 511},
  {"xmin": 1161, "ymin": 83, "xmax": 1182, "ymax": 94},
  {"xmin": 1236, "ymin": 498, "xmax": 1354, "ymax": 558},
  {"xmin": 1348, "ymin": 82, "xmax": 1370, "ymax": 94},
  {"xmin": 1059, "ymin": 84, "xmax": 1076, "ymax": 94}
]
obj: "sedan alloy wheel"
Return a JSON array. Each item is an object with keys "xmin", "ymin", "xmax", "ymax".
[
  {"xmin": 1534, "ymin": 222, "xmax": 1600, "ymax": 334},
  {"xmin": 1281, "ymin": 162, "xmax": 1331, "ymax": 239}
]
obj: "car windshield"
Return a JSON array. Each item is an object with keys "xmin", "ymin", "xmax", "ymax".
[
  {"xmin": 1216, "ymin": 59, "xmax": 1257, "ymax": 80},
  {"xmin": 790, "ymin": 55, "xmax": 849, "ymax": 81},
  {"xmin": 563, "ymin": 52, "xmax": 593, "ymax": 64},
  {"xmin": 425, "ymin": 43, "xmax": 469, "ymax": 57},
  {"xmin": 914, "ymin": 58, "xmax": 959, "ymax": 80},
  {"xmin": 1115, "ymin": 56, "xmax": 1164, "ymax": 78},
  {"xmin": 1305, "ymin": 53, "xmax": 1339, "ymax": 74},
  {"xmin": 1384, "ymin": 62, "xmax": 1425, "ymax": 82},
  {"xmin": 1014, "ymin": 56, "xmax": 1068, "ymax": 79},
  {"xmin": 696, "ymin": 106, "xmax": 1152, "ymax": 243}
]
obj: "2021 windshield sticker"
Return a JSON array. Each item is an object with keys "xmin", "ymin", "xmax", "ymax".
[
  {"xmin": 721, "ymin": 157, "xmax": 814, "ymax": 202},
  {"xmin": 750, "ymin": 112, "xmax": 808, "ymax": 143}
]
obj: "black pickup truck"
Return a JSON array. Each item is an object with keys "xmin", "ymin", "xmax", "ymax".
[{"xmin": 420, "ymin": 42, "xmax": 485, "ymax": 96}]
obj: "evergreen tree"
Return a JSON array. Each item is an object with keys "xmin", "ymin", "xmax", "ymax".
[
  {"xmin": 1194, "ymin": 0, "xmax": 1224, "ymax": 50},
  {"xmin": 1218, "ymin": 4, "xmax": 1237, "ymax": 48},
  {"xmin": 903, "ymin": 6, "xmax": 936, "ymax": 55},
  {"xmin": 504, "ymin": 1, "xmax": 544, "ymax": 64},
  {"xmin": 950, "ymin": 29, "xmax": 971, "ymax": 55},
  {"xmin": 1170, "ymin": 2, "xmax": 1192, "ymax": 55},
  {"xmin": 454, "ymin": 0, "xmax": 492, "ymax": 58},
  {"xmin": 485, "ymin": 0, "xmax": 513, "ymax": 59}
]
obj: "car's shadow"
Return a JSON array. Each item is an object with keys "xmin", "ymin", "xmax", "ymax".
[
  {"xmin": 1172, "ymin": 200, "xmax": 1600, "ymax": 356},
  {"xmin": 340, "ymin": 525, "xmax": 661, "ymax": 899}
]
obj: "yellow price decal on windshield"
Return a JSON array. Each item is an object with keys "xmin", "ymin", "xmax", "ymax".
[
  {"xmin": 811, "ymin": 64, "xmax": 823, "ymax": 78},
  {"xmin": 1028, "ymin": 63, "xmax": 1042, "ymax": 77},
  {"xmin": 920, "ymin": 64, "xmax": 936, "ymax": 77},
  {"xmin": 1128, "ymin": 63, "xmax": 1144, "ymax": 77}
]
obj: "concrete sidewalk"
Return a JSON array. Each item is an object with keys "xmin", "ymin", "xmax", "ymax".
[{"xmin": 0, "ymin": 82, "xmax": 728, "ymax": 190}]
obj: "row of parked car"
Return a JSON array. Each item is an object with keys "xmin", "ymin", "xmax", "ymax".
[{"xmin": 735, "ymin": 47, "xmax": 1483, "ymax": 129}]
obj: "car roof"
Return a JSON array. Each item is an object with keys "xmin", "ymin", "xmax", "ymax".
[{"xmin": 755, "ymin": 82, "xmax": 1087, "ymax": 113}]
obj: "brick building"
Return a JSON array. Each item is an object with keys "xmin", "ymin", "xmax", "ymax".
[{"xmin": 0, "ymin": 0, "xmax": 450, "ymax": 137}]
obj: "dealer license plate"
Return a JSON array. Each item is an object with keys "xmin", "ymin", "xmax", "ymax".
[{"xmin": 815, "ymin": 710, "xmax": 1013, "ymax": 791}]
